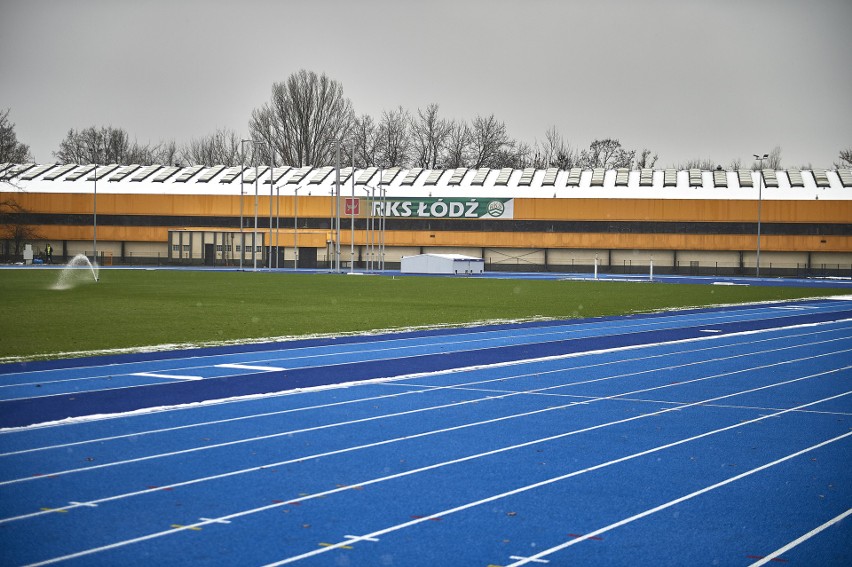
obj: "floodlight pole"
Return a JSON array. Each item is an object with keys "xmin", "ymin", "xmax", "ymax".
[
  {"xmin": 239, "ymin": 139, "xmax": 254, "ymax": 271},
  {"xmin": 93, "ymin": 163, "xmax": 97, "ymax": 268},
  {"xmin": 276, "ymin": 185, "xmax": 280, "ymax": 269},
  {"xmin": 350, "ymin": 151, "xmax": 356, "ymax": 273},
  {"xmin": 753, "ymin": 153, "xmax": 768, "ymax": 278},
  {"xmin": 293, "ymin": 185, "xmax": 304, "ymax": 270},
  {"xmin": 268, "ymin": 148, "xmax": 274, "ymax": 269},
  {"xmin": 249, "ymin": 140, "xmax": 267, "ymax": 272},
  {"xmin": 335, "ymin": 142, "xmax": 342, "ymax": 273}
]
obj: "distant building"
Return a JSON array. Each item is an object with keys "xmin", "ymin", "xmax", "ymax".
[{"xmin": 1, "ymin": 163, "xmax": 850, "ymax": 277}]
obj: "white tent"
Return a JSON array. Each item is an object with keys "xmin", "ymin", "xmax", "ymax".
[{"xmin": 400, "ymin": 253, "xmax": 484, "ymax": 275}]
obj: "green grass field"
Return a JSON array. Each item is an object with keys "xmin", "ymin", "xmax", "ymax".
[{"xmin": 0, "ymin": 268, "xmax": 843, "ymax": 361}]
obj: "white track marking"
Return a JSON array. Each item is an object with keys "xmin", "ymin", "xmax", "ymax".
[
  {"xmin": 6, "ymin": 320, "xmax": 846, "ymax": 443},
  {"xmin": 2, "ymin": 341, "xmax": 848, "ymax": 489},
  {"xmin": 25, "ymin": 390, "xmax": 852, "ymax": 567},
  {"xmin": 506, "ymin": 435, "xmax": 852, "ymax": 566},
  {"xmin": 9, "ymin": 365, "xmax": 849, "ymax": 552},
  {"xmin": 260, "ymin": 393, "xmax": 852, "ymax": 566},
  {"xmin": 130, "ymin": 372, "xmax": 202, "ymax": 381},
  {"xmin": 748, "ymin": 508, "xmax": 852, "ymax": 567},
  {"xmin": 214, "ymin": 364, "xmax": 285, "ymax": 372}
]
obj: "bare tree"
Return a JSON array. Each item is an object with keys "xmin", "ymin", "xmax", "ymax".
[
  {"xmin": 634, "ymin": 148, "xmax": 658, "ymax": 169},
  {"xmin": 469, "ymin": 114, "xmax": 513, "ymax": 168},
  {"xmin": 579, "ymin": 138, "xmax": 634, "ymax": 169},
  {"xmin": 349, "ymin": 114, "xmax": 380, "ymax": 168},
  {"xmin": 672, "ymin": 158, "xmax": 716, "ymax": 170},
  {"xmin": 834, "ymin": 148, "xmax": 852, "ymax": 169},
  {"xmin": 410, "ymin": 103, "xmax": 451, "ymax": 169},
  {"xmin": 377, "ymin": 106, "xmax": 412, "ymax": 167},
  {"xmin": 249, "ymin": 69, "xmax": 355, "ymax": 167},
  {"xmin": 181, "ymin": 128, "xmax": 243, "ymax": 166},
  {"xmin": 0, "ymin": 198, "xmax": 44, "ymax": 260},
  {"xmin": 533, "ymin": 126, "xmax": 580, "ymax": 169},
  {"xmin": 53, "ymin": 126, "xmax": 164, "ymax": 165},
  {"xmin": 443, "ymin": 120, "xmax": 472, "ymax": 169},
  {"xmin": 0, "ymin": 109, "xmax": 31, "ymax": 162}
]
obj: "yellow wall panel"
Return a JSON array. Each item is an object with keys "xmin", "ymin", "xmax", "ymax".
[{"xmin": 515, "ymin": 198, "xmax": 852, "ymax": 223}]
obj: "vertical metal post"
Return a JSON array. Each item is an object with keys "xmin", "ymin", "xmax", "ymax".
[
  {"xmin": 335, "ymin": 142, "xmax": 341, "ymax": 273},
  {"xmin": 275, "ymin": 185, "xmax": 280, "ymax": 269},
  {"xmin": 268, "ymin": 150, "xmax": 274, "ymax": 269},
  {"xmin": 754, "ymin": 153, "xmax": 767, "ymax": 278},
  {"xmin": 239, "ymin": 140, "xmax": 251, "ymax": 271},
  {"xmin": 294, "ymin": 186, "xmax": 300, "ymax": 270},
  {"xmin": 350, "ymin": 151, "xmax": 356, "ymax": 273},
  {"xmin": 253, "ymin": 162, "xmax": 259, "ymax": 272},
  {"xmin": 93, "ymin": 163, "xmax": 97, "ymax": 268}
]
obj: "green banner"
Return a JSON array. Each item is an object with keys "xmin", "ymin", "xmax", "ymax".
[{"xmin": 370, "ymin": 198, "xmax": 514, "ymax": 219}]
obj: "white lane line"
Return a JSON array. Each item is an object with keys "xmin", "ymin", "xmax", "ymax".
[
  {"xmin": 130, "ymin": 372, "xmax": 202, "ymax": 381},
  {"xmin": 3, "ymin": 326, "xmax": 850, "ymax": 464},
  {"xmin": 7, "ymin": 322, "xmax": 841, "ymax": 454},
  {"xmin": 507, "ymin": 433, "xmax": 852, "ymax": 566},
  {"xmin": 748, "ymin": 507, "xmax": 852, "ymax": 567},
  {"xmin": 215, "ymin": 364, "xmax": 285, "ymax": 372},
  {"xmin": 6, "ymin": 355, "xmax": 848, "ymax": 528},
  {"xmin": 3, "ymin": 341, "xmax": 848, "ymax": 489},
  {"xmin": 700, "ymin": 329, "xmax": 722, "ymax": 333},
  {"xmin": 262, "ymin": 392, "xmax": 852, "ymax": 567},
  {"xmin": 23, "ymin": 384, "xmax": 852, "ymax": 566}
]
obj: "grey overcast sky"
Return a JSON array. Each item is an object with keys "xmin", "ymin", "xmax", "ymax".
[{"xmin": 1, "ymin": 0, "xmax": 850, "ymax": 168}]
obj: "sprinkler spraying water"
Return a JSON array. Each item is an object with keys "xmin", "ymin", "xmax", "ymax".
[{"xmin": 52, "ymin": 254, "xmax": 99, "ymax": 290}]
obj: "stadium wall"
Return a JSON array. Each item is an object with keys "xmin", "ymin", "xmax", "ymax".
[{"xmin": 3, "ymin": 164, "xmax": 851, "ymax": 277}]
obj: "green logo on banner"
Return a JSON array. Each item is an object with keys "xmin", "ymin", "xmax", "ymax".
[{"xmin": 486, "ymin": 200, "xmax": 505, "ymax": 217}]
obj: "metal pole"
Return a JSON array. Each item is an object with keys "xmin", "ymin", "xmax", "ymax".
[
  {"xmin": 368, "ymin": 186, "xmax": 375, "ymax": 271},
  {"xmin": 93, "ymin": 163, "xmax": 97, "ymax": 269},
  {"xmin": 294, "ymin": 186, "xmax": 300, "ymax": 270},
  {"xmin": 754, "ymin": 153, "xmax": 768, "ymax": 278},
  {"xmin": 253, "ymin": 162, "xmax": 259, "ymax": 271},
  {"xmin": 380, "ymin": 184, "xmax": 386, "ymax": 271},
  {"xmin": 240, "ymin": 140, "xmax": 251, "ymax": 271},
  {"xmin": 268, "ymin": 148, "xmax": 274, "ymax": 269},
  {"xmin": 350, "ymin": 152, "xmax": 355, "ymax": 273},
  {"xmin": 335, "ymin": 142, "xmax": 341, "ymax": 273},
  {"xmin": 275, "ymin": 185, "xmax": 280, "ymax": 269}
]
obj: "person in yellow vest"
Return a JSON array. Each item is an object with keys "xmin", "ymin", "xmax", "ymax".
[{"xmin": 45, "ymin": 243, "xmax": 53, "ymax": 264}]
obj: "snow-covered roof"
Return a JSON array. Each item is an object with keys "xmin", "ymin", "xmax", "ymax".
[{"xmin": 2, "ymin": 163, "xmax": 850, "ymax": 201}]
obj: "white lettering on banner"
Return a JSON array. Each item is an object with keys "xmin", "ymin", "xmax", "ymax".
[{"xmin": 371, "ymin": 199, "xmax": 513, "ymax": 219}]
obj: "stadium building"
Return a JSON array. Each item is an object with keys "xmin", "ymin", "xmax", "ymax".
[{"xmin": 2, "ymin": 162, "xmax": 851, "ymax": 277}]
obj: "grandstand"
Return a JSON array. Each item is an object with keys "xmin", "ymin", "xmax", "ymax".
[{"xmin": 1, "ymin": 162, "xmax": 851, "ymax": 276}]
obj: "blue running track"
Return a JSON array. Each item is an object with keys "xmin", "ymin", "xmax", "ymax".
[{"xmin": 1, "ymin": 298, "xmax": 850, "ymax": 566}]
